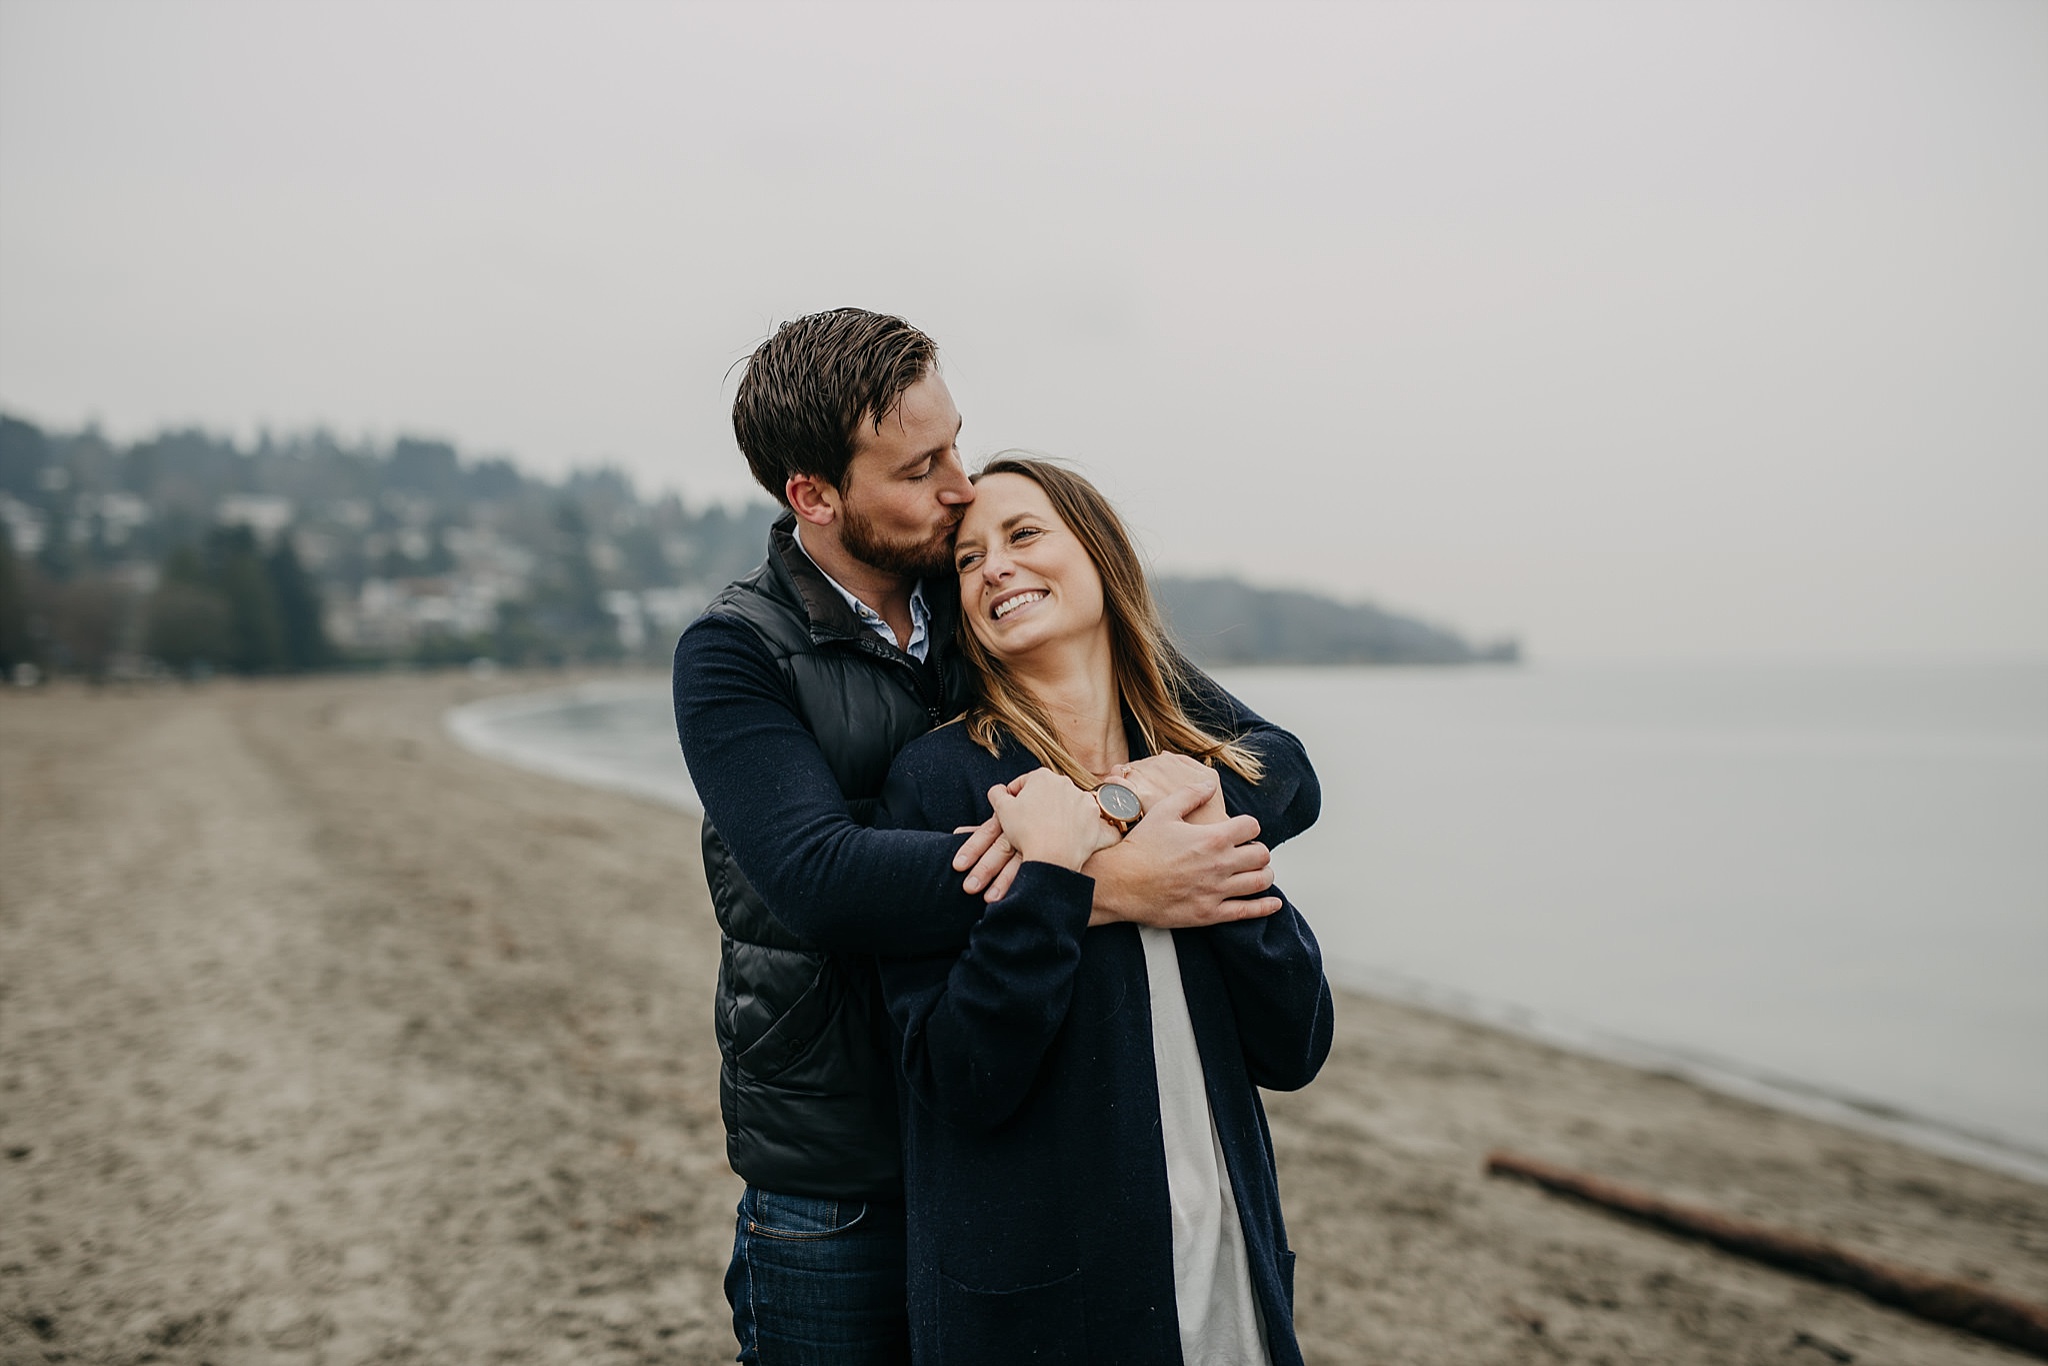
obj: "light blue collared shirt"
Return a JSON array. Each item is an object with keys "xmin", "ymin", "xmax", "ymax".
[{"xmin": 793, "ymin": 525, "xmax": 932, "ymax": 662}]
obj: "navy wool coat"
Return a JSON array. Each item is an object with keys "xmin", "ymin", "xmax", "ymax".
[{"xmin": 878, "ymin": 719, "xmax": 1334, "ymax": 1365}]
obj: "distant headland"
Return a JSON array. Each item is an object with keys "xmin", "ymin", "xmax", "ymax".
[
  {"xmin": 0, "ymin": 412, "xmax": 1517, "ymax": 679},
  {"xmin": 1157, "ymin": 576, "xmax": 1519, "ymax": 668}
]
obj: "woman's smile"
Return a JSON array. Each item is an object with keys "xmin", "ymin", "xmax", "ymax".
[{"xmin": 989, "ymin": 587, "xmax": 1048, "ymax": 621}]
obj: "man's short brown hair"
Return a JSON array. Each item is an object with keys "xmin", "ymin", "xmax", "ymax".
[{"xmin": 731, "ymin": 309, "xmax": 938, "ymax": 506}]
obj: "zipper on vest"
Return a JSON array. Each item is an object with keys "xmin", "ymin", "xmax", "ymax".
[{"xmin": 853, "ymin": 635, "xmax": 945, "ymax": 725}]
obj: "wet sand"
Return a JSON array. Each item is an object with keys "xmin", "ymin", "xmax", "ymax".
[{"xmin": 3, "ymin": 672, "xmax": 2043, "ymax": 1364}]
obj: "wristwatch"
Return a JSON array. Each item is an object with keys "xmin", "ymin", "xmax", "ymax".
[{"xmin": 1094, "ymin": 781, "xmax": 1143, "ymax": 835}]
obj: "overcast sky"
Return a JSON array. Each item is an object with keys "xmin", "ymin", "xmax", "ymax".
[{"xmin": 2, "ymin": 0, "xmax": 2043, "ymax": 661}]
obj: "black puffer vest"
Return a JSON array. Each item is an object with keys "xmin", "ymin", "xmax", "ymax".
[{"xmin": 700, "ymin": 515, "xmax": 972, "ymax": 1199}]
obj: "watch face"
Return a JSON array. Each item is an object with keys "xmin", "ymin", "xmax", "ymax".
[{"xmin": 1097, "ymin": 782, "xmax": 1143, "ymax": 823}]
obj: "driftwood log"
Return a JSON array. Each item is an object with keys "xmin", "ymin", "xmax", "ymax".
[{"xmin": 1485, "ymin": 1149, "xmax": 2048, "ymax": 1360}]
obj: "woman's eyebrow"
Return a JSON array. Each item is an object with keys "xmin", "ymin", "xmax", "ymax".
[{"xmin": 955, "ymin": 512, "xmax": 1039, "ymax": 560}]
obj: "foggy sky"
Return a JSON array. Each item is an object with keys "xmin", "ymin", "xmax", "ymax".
[{"xmin": 2, "ymin": 0, "xmax": 2043, "ymax": 660}]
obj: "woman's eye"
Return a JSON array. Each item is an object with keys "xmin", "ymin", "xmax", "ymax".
[
  {"xmin": 1012, "ymin": 527, "xmax": 1040, "ymax": 543},
  {"xmin": 956, "ymin": 553, "xmax": 981, "ymax": 572}
]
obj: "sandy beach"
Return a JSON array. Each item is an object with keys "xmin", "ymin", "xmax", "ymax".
[{"xmin": 3, "ymin": 671, "xmax": 2044, "ymax": 1365}]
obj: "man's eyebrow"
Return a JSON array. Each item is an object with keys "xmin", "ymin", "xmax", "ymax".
[{"xmin": 893, "ymin": 416, "xmax": 963, "ymax": 476}]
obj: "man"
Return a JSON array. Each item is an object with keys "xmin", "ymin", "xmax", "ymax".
[{"xmin": 673, "ymin": 308, "xmax": 1319, "ymax": 1364}]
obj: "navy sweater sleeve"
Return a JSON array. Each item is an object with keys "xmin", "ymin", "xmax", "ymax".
[
  {"xmin": 1193, "ymin": 750, "xmax": 1334, "ymax": 1092},
  {"xmin": 1173, "ymin": 663, "xmax": 1320, "ymax": 849},
  {"xmin": 672, "ymin": 614, "xmax": 988, "ymax": 957},
  {"xmin": 876, "ymin": 738, "xmax": 1095, "ymax": 1131},
  {"xmin": 1202, "ymin": 894, "xmax": 1334, "ymax": 1092}
]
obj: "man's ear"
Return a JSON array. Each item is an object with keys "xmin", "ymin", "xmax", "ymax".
[{"xmin": 785, "ymin": 473, "xmax": 839, "ymax": 528}]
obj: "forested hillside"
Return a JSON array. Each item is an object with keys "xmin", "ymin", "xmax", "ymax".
[
  {"xmin": 0, "ymin": 412, "xmax": 1515, "ymax": 679},
  {"xmin": 0, "ymin": 414, "xmax": 772, "ymax": 678},
  {"xmin": 1156, "ymin": 576, "xmax": 1518, "ymax": 666}
]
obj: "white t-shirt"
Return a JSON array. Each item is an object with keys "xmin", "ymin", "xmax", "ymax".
[{"xmin": 1139, "ymin": 926, "xmax": 1272, "ymax": 1366}]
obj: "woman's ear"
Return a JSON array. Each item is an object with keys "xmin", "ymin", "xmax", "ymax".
[{"xmin": 785, "ymin": 473, "xmax": 839, "ymax": 528}]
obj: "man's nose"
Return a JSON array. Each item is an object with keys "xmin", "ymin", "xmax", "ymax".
[{"xmin": 936, "ymin": 451, "xmax": 974, "ymax": 505}]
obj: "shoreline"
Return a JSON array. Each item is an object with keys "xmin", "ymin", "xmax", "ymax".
[
  {"xmin": 5, "ymin": 672, "xmax": 2045, "ymax": 1363},
  {"xmin": 1325, "ymin": 962, "xmax": 2048, "ymax": 1192},
  {"xmin": 444, "ymin": 680, "xmax": 702, "ymax": 813},
  {"xmin": 447, "ymin": 676, "xmax": 2048, "ymax": 1190}
]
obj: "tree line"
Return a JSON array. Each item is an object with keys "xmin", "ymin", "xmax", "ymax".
[
  {"xmin": 0, "ymin": 519, "xmax": 331, "ymax": 681},
  {"xmin": 0, "ymin": 411, "xmax": 777, "ymax": 682}
]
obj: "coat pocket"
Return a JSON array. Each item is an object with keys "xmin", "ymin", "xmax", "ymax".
[
  {"xmin": 937, "ymin": 1267, "xmax": 1087, "ymax": 1363},
  {"xmin": 734, "ymin": 962, "xmax": 836, "ymax": 1082}
]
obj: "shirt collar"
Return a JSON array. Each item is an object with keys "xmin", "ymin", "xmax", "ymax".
[{"xmin": 792, "ymin": 524, "xmax": 932, "ymax": 662}]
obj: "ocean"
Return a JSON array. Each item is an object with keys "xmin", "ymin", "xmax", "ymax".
[{"xmin": 448, "ymin": 659, "xmax": 2048, "ymax": 1181}]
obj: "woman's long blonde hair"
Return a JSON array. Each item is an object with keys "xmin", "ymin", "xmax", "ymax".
[{"xmin": 957, "ymin": 456, "xmax": 1263, "ymax": 788}]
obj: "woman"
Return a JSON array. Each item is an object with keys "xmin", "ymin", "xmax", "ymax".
[{"xmin": 878, "ymin": 457, "xmax": 1333, "ymax": 1365}]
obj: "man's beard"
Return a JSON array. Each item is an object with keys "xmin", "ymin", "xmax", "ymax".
[{"xmin": 839, "ymin": 500, "xmax": 957, "ymax": 578}]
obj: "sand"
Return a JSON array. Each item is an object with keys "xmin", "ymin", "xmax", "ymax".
[{"xmin": 2, "ymin": 671, "xmax": 2043, "ymax": 1365}]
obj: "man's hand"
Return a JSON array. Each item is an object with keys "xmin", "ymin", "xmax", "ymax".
[
  {"xmin": 1085, "ymin": 783, "xmax": 1279, "ymax": 928},
  {"xmin": 953, "ymin": 773, "xmax": 1030, "ymax": 900}
]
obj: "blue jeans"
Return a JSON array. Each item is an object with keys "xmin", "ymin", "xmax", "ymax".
[{"xmin": 725, "ymin": 1185, "xmax": 910, "ymax": 1365}]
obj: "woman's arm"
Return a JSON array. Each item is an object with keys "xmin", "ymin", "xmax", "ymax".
[
  {"xmin": 1114, "ymin": 753, "xmax": 1332, "ymax": 1089},
  {"xmin": 880, "ymin": 863, "xmax": 1095, "ymax": 1130},
  {"xmin": 877, "ymin": 759, "xmax": 1108, "ymax": 1130},
  {"xmin": 1202, "ymin": 893, "xmax": 1334, "ymax": 1093}
]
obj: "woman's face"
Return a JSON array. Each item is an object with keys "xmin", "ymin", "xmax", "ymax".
[{"xmin": 954, "ymin": 472, "xmax": 1106, "ymax": 662}]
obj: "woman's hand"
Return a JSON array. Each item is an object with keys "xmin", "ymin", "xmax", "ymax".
[
  {"xmin": 1109, "ymin": 753, "xmax": 1228, "ymax": 826},
  {"xmin": 987, "ymin": 770, "xmax": 1121, "ymax": 875}
]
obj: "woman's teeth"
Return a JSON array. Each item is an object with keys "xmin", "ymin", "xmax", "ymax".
[{"xmin": 992, "ymin": 591, "xmax": 1045, "ymax": 620}]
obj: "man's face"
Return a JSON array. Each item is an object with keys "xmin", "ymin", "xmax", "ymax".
[{"xmin": 833, "ymin": 371, "xmax": 974, "ymax": 577}]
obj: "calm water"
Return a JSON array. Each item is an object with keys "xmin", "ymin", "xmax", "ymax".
[{"xmin": 449, "ymin": 661, "xmax": 2048, "ymax": 1177}]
